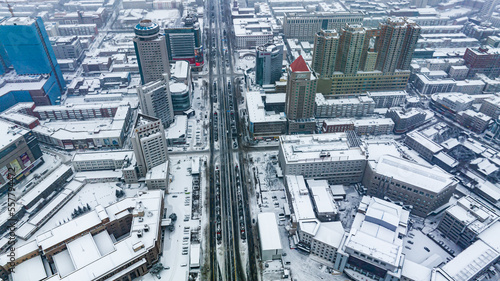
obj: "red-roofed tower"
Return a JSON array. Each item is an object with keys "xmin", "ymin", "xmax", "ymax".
[{"xmin": 285, "ymin": 56, "xmax": 317, "ymax": 133}]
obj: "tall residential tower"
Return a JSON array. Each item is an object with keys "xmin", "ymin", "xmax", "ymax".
[
  {"xmin": 312, "ymin": 30, "xmax": 339, "ymax": 78},
  {"xmin": 376, "ymin": 18, "xmax": 421, "ymax": 73},
  {"xmin": 336, "ymin": 24, "xmax": 366, "ymax": 75}
]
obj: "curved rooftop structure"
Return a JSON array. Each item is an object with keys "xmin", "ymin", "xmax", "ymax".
[{"xmin": 134, "ymin": 19, "xmax": 160, "ymax": 38}]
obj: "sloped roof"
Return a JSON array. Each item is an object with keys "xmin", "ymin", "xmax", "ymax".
[{"xmin": 290, "ymin": 55, "xmax": 309, "ymax": 72}]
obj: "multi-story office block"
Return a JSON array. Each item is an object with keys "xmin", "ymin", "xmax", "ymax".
[
  {"xmin": 335, "ymin": 196, "xmax": 411, "ymax": 280},
  {"xmin": 376, "ymin": 18, "xmax": 421, "ymax": 73},
  {"xmin": 72, "ymin": 151, "xmax": 134, "ymax": 172},
  {"xmin": 414, "ymin": 74, "xmax": 455, "ymax": 96},
  {"xmin": 457, "ymin": 110, "xmax": 491, "ymax": 133},
  {"xmin": 50, "ymin": 36, "xmax": 84, "ymax": 61},
  {"xmin": 133, "ymin": 20, "xmax": 170, "ymax": 84},
  {"xmin": 367, "ymin": 91, "xmax": 407, "ymax": 108},
  {"xmin": 0, "ymin": 190, "xmax": 164, "ymax": 281},
  {"xmin": 234, "ymin": 18, "xmax": 274, "ymax": 49},
  {"xmin": 319, "ymin": 71, "xmax": 411, "ymax": 96},
  {"xmin": 353, "ymin": 118, "xmax": 395, "ymax": 136},
  {"xmin": 312, "ymin": 30, "xmax": 339, "ymax": 78},
  {"xmin": 405, "ymin": 131, "xmax": 443, "ymax": 161},
  {"xmin": 283, "ymin": 12, "xmax": 364, "ymax": 41},
  {"xmin": 278, "ymin": 133, "xmax": 367, "ymax": 183},
  {"xmin": 170, "ymin": 60, "xmax": 192, "ymax": 113},
  {"xmin": 463, "ymin": 47, "xmax": 500, "ymax": 79},
  {"xmin": 431, "ymin": 92, "xmax": 474, "ymax": 114},
  {"xmin": 246, "ymin": 92, "xmax": 287, "ymax": 139},
  {"xmin": 137, "ymin": 73, "xmax": 174, "ymax": 128},
  {"xmin": 386, "ymin": 108, "xmax": 427, "ymax": 133},
  {"xmin": 0, "ymin": 17, "xmax": 65, "ymax": 105},
  {"xmin": 164, "ymin": 16, "xmax": 203, "ymax": 70},
  {"xmin": 438, "ymin": 196, "xmax": 499, "ymax": 249},
  {"xmin": 285, "ymin": 56, "xmax": 317, "ymax": 133},
  {"xmin": 336, "ymin": 24, "xmax": 366, "ymax": 75},
  {"xmin": 131, "ymin": 114, "xmax": 168, "ymax": 177},
  {"xmin": 480, "ymin": 95, "xmax": 500, "ymax": 119},
  {"xmin": 256, "ymin": 40, "xmax": 284, "ymax": 86},
  {"xmin": 0, "ymin": 119, "xmax": 43, "ymax": 192},
  {"xmin": 322, "ymin": 119, "xmax": 355, "ymax": 133},
  {"xmin": 362, "ymin": 155, "xmax": 457, "ymax": 216},
  {"xmin": 315, "ymin": 94, "xmax": 375, "ymax": 118}
]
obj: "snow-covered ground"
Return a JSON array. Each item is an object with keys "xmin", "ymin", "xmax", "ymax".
[{"xmin": 246, "ymin": 151, "xmax": 351, "ymax": 281}]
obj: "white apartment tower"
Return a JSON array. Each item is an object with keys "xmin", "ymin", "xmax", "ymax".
[
  {"xmin": 131, "ymin": 114, "xmax": 168, "ymax": 177},
  {"xmin": 133, "ymin": 20, "xmax": 170, "ymax": 84},
  {"xmin": 137, "ymin": 73, "xmax": 174, "ymax": 128}
]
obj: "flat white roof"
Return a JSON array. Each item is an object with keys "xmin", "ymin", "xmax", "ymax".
[
  {"xmin": 258, "ymin": 212, "xmax": 282, "ymax": 251},
  {"xmin": 306, "ymin": 179, "xmax": 338, "ymax": 215},
  {"xmin": 19, "ymin": 164, "xmax": 72, "ymax": 207},
  {"xmin": 441, "ymin": 239, "xmax": 499, "ymax": 281},
  {"xmin": 345, "ymin": 196, "xmax": 408, "ymax": 267},
  {"xmin": 279, "ymin": 133, "xmax": 366, "ymax": 164},
  {"xmin": 246, "ymin": 92, "xmax": 286, "ymax": 123},
  {"xmin": 313, "ymin": 221, "xmax": 344, "ymax": 248},
  {"xmin": 73, "ymin": 150, "xmax": 133, "ymax": 162},
  {"xmin": 11, "ymin": 255, "xmax": 47, "ymax": 281},
  {"xmin": 93, "ymin": 231, "xmax": 115, "ymax": 256},
  {"xmin": 354, "ymin": 118, "xmax": 395, "ymax": 126},
  {"xmin": 146, "ymin": 161, "xmax": 168, "ymax": 181},
  {"xmin": 407, "ymin": 131, "xmax": 443, "ymax": 153},
  {"xmin": 372, "ymin": 155, "xmax": 456, "ymax": 194},
  {"xmin": 402, "ymin": 259, "xmax": 432, "ymax": 281},
  {"xmin": 0, "ymin": 119, "xmax": 28, "ymax": 151},
  {"xmin": 285, "ymin": 175, "xmax": 316, "ymax": 221},
  {"xmin": 67, "ymin": 233, "xmax": 102, "ymax": 269}
]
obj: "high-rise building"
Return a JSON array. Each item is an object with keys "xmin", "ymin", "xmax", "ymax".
[
  {"xmin": 283, "ymin": 12, "xmax": 364, "ymax": 41},
  {"xmin": 255, "ymin": 40, "xmax": 284, "ymax": 86},
  {"xmin": 133, "ymin": 20, "xmax": 170, "ymax": 84},
  {"xmin": 312, "ymin": 30, "xmax": 339, "ymax": 78},
  {"xmin": 164, "ymin": 15, "xmax": 204, "ymax": 70},
  {"xmin": 376, "ymin": 18, "xmax": 421, "ymax": 73},
  {"xmin": 0, "ymin": 17, "xmax": 65, "ymax": 105},
  {"xmin": 137, "ymin": 73, "xmax": 175, "ymax": 128},
  {"xmin": 336, "ymin": 24, "xmax": 366, "ymax": 75},
  {"xmin": 131, "ymin": 114, "xmax": 168, "ymax": 177},
  {"xmin": 285, "ymin": 56, "xmax": 317, "ymax": 120}
]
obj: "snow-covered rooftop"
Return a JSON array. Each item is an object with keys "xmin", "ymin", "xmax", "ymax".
[
  {"xmin": 72, "ymin": 150, "xmax": 134, "ymax": 162},
  {"xmin": 0, "ymin": 119, "xmax": 29, "ymax": 151},
  {"xmin": 258, "ymin": 212, "xmax": 282, "ymax": 251},
  {"xmin": 407, "ymin": 131, "xmax": 443, "ymax": 153},
  {"xmin": 343, "ymin": 196, "xmax": 409, "ymax": 267},
  {"xmin": 371, "ymin": 155, "xmax": 456, "ymax": 194},
  {"xmin": 19, "ymin": 164, "xmax": 72, "ymax": 208},
  {"xmin": 246, "ymin": 91, "xmax": 286, "ymax": 123},
  {"xmin": 306, "ymin": 179, "xmax": 338, "ymax": 215},
  {"xmin": 279, "ymin": 133, "xmax": 366, "ymax": 164},
  {"xmin": 285, "ymin": 175, "xmax": 316, "ymax": 221}
]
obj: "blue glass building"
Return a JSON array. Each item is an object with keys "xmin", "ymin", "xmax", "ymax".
[{"xmin": 0, "ymin": 17, "xmax": 65, "ymax": 107}]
